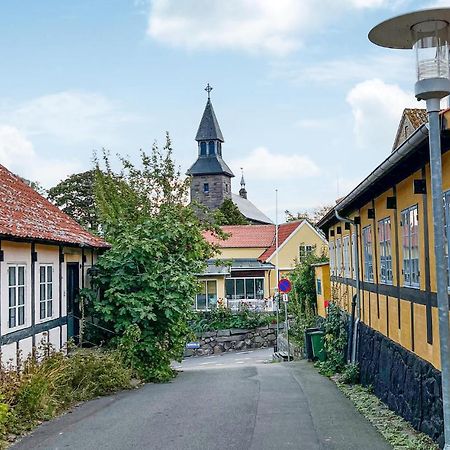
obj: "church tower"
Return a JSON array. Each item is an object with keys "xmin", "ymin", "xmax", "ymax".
[{"xmin": 187, "ymin": 84, "xmax": 234, "ymax": 210}]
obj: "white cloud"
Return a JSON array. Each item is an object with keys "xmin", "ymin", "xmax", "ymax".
[
  {"xmin": 2, "ymin": 91, "xmax": 137, "ymax": 144},
  {"xmin": 231, "ymin": 147, "xmax": 320, "ymax": 180},
  {"xmin": 346, "ymin": 78, "xmax": 417, "ymax": 150},
  {"xmin": 271, "ymin": 53, "xmax": 413, "ymax": 86},
  {"xmin": 0, "ymin": 125, "xmax": 80, "ymax": 186},
  {"xmin": 147, "ymin": 0, "xmax": 391, "ymax": 55}
]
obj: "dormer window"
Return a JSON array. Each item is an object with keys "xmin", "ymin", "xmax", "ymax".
[
  {"xmin": 208, "ymin": 141, "xmax": 215, "ymax": 155},
  {"xmin": 200, "ymin": 142, "xmax": 207, "ymax": 156}
]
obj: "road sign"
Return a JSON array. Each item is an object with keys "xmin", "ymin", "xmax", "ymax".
[
  {"xmin": 186, "ymin": 342, "xmax": 200, "ymax": 349},
  {"xmin": 282, "ymin": 293, "xmax": 289, "ymax": 303},
  {"xmin": 278, "ymin": 278, "xmax": 292, "ymax": 293}
]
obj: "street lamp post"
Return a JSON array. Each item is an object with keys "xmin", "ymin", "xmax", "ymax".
[{"xmin": 369, "ymin": 8, "xmax": 450, "ymax": 448}]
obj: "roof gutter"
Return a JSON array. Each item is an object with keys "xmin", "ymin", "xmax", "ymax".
[{"xmin": 334, "ymin": 123, "xmax": 429, "ymax": 216}]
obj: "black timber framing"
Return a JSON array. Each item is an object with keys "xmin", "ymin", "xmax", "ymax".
[{"xmin": 1, "ymin": 317, "xmax": 68, "ymax": 345}]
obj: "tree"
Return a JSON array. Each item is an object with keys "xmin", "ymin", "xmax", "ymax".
[
  {"xmin": 214, "ymin": 198, "xmax": 249, "ymax": 225},
  {"xmin": 20, "ymin": 177, "xmax": 47, "ymax": 197},
  {"xmin": 90, "ymin": 134, "xmax": 221, "ymax": 381},
  {"xmin": 285, "ymin": 204, "xmax": 334, "ymax": 224},
  {"xmin": 48, "ymin": 170, "xmax": 99, "ymax": 231}
]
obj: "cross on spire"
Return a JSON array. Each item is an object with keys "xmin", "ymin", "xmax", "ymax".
[{"xmin": 205, "ymin": 83, "xmax": 213, "ymax": 100}]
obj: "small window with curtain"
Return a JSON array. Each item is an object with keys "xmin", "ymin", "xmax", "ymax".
[{"xmin": 39, "ymin": 264, "xmax": 53, "ymax": 319}]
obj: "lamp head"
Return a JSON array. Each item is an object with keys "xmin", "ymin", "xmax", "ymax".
[{"xmin": 369, "ymin": 8, "xmax": 450, "ymax": 100}]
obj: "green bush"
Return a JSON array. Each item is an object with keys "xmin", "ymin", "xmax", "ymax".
[{"xmin": 190, "ymin": 307, "xmax": 276, "ymax": 333}]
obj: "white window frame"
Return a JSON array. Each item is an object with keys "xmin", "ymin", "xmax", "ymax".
[
  {"xmin": 225, "ymin": 277, "xmax": 265, "ymax": 301},
  {"xmin": 336, "ymin": 238, "xmax": 342, "ymax": 276},
  {"xmin": 401, "ymin": 205, "xmax": 420, "ymax": 288},
  {"xmin": 39, "ymin": 264, "xmax": 53, "ymax": 320},
  {"xmin": 8, "ymin": 264, "xmax": 26, "ymax": 329},
  {"xmin": 299, "ymin": 243, "xmax": 315, "ymax": 261},
  {"xmin": 351, "ymin": 232, "xmax": 356, "ymax": 280},
  {"xmin": 195, "ymin": 280, "xmax": 217, "ymax": 310},
  {"xmin": 378, "ymin": 217, "xmax": 393, "ymax": 285},
  {"xmin": 362, "ymin": 226, "xmax": 374, "ymax": 282},
  {"xmin": 343, "ymin": 235, "xmax": 351, "ymax": 278},
  {"xmin": 329, "ymin": 241, "xmax": 335, "ymax": 275}
]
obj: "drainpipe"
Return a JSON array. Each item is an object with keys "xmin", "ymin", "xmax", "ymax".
[{"xmin": 334, "ymin": 209, "xmax": 360, "ymax": 364}]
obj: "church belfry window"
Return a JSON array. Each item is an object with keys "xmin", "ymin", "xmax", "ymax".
[
  {"xmin": 217, "ymin": 142, "xmax": 222, "ymax": 156},
  {"xmin": 208, "ymin": 141, "xmax": 215, "ymax": 155},
  {"xmin": 200, "ymin": 142, "xmax": 207, "ymax": 156}
]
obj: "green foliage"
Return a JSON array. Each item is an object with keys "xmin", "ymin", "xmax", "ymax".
[
  {"xmin": 288, "ymin": 252, "xmax": 327, "ymax": 347},
  {"xmin": 214, "ymin": 198, "xmax": 249, "ymax": 225},
  {"xmin": 0, "ymin": 346, "xmax": 132, "ymax": 445},
  {"xmin": 340, "ymin": 363, "xmax": 360, "ymax": 385},
  {"xmin": 317, "ymin": 302, "xmax": 348, "ymax": 376},
  {"xmin": 48, "ymin": 170, "xmax": 99, "ymax": 231},
  {"xmin": 285, "ymin": 204, "xmax": 333, "ymax": 224},
  {"xmin": 89, "ymin": 135, "xmax": 219, "ymax": 382},
  {"xmin": 190, "ymin": 307, "xmax": 276, "ymax": 333}
]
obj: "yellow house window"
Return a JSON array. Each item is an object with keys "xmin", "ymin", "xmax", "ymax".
[
  {"xmin": 299, "ymin": 244, "xmax": 315, "ymax": 261},
  {"xmin": 195, "ymin": 280, "xmax": 217, "ymax": 310}
]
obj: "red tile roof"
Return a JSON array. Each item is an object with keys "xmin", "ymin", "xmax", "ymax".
[
  {"xmin": 0, "ymin": 164, "xmax": 108, "ymax": 248},
  {"xmin": 204, "ymin": 225, "xmax": 275, "ymax": 248},
  {"xmin": 259, "ymin": 221, "xmax": 303, "ymax": 261},
  {"xmin": 203, "ymin": 221, "xmax": 304, "ymax": 261}
]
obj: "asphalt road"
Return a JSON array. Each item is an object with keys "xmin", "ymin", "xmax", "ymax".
[{"xmin": 13, "ymin": 349, "xmax": 391, "ymax": 450}]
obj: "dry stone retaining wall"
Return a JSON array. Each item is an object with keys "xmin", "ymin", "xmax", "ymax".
[{"xmin": 186, "ymin": 324, "xmax": 283, "ymax": 357}]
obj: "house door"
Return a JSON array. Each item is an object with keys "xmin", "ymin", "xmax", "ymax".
[{"xmin": 66, "ymin": 262, "xmax": 80, "ymax": 343}]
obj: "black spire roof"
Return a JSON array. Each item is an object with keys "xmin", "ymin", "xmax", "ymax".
[
  {"xmin": 187, "ymin": 157, "xmax": 234, "ymax": 177},
  {"xmin": 195, "ymin": 99, "xmax": 224, "ymax": 142}
]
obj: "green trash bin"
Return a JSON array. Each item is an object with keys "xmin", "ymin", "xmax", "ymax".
[{"xmin": 310, "ymin": 331, "xmax": 326, "ymax": 362}]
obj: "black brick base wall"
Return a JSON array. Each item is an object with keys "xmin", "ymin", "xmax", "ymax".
[{"xmin": 357, "ymin": 322, "xmax": 444, "ymax": 447}]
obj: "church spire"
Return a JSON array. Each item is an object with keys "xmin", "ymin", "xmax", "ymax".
[
  {"xmin": 195, "ymin": 84, "xmax": 224, "ymax": 142},
  {"xmin": 239, "ymin": 167, "xmax": 247, "ymax": 199}
]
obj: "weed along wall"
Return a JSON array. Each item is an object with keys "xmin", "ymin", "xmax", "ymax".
[{"xmin": 185, "ymin": 324, "xmax": 282, "ymax": 356}]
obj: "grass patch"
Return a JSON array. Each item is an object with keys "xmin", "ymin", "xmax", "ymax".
[
  {"xmin": 334, "ymin": 378, "xmax": 438, "ymax": 450},
  {"xmin": 0, "ymin": 343, "xmax": 136, "ymax": 448}
]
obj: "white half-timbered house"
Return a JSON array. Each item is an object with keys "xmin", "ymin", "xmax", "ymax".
[{"xmin": 0, "ymin": 164, "xmax": 109, "ymax": 366}]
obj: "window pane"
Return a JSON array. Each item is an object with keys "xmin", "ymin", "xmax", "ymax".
[
  {"xmin": 18, "ymin": 287, "xmax": 24, "ymax": 305},
  {"xmin": 40, "ymin": 283, "xmax": 45, "ymax": 301},
  {"xmin": 207, "ymin": 281, "xmax": 217, "ymax": 308},
  {"xmin": 47, "ymin": 300, "xmax": 53, "ymax": 317},
  {"xmin": 18, "ymin": 306, "xmax": 24, "ymax": 325},
  {"xmin": 40, "ymin": 266, "xmax": 45, "ymax": 283},
  {"xmin": 47, "ymin": 283, "xmax": 52, "ymax": 300},
  {"xmin": 9, "ymin": 287, "xmax": 15, "ymax": 307},
  {"xmin": 47, "ymin": 266, "xmax": 52, "ymax": 282},
  {"xmin": 196, "ymin": 294, "xmax": 206, "ymax": 310},
  {"xmin": 18, "ymin": 266, "xmax": 24, "ymax": 285},
  {"xmin": 8, "ymin": 267, "xmax": 15, "ymax": 286},
  {"xmin": 255, "ymin": 279, "xmax": 264, "ymax": 299},
  {"xmin": 9, "ymin": 308, "xmax": 15, "ymax": 328},
  {"xmin": 40, "ymin": 301, "xmax": 46, "ymax": 319},
  {"xmin": 245, "ymin": 279, "xmax": 255, "ymax": 299},
  {"xmin": 225, "ymin": 279, "xmax": 234, "ymax": 300},
  {"xmin": 235, "ymin": 279, "xmax": 245, "ymax": 300}
]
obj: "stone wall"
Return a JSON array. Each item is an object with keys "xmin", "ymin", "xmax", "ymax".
[
  {"xmin": 186, "ymin": 324, "xmax": 282, "ymax": 357},
  {"xmin": 357, "ymin": 322, "xmax": 444, "ymax": 447}
]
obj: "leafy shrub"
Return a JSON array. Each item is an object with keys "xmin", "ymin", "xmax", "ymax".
[
  {"xmin": 190, "ymin": 307, "xmax": 276, "ymax": 333},
  {"xmin": 340, "ymin": 363, "xmax": 360, "ymax": 384},
  {"xmin": 317, "ymin": 302, "xmax": 348, "ymax": 376}
]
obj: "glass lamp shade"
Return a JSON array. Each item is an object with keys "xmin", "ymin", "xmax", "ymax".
[{"xmin": 412, "ymin": 20, "xmax": 449, "ymax": 81}]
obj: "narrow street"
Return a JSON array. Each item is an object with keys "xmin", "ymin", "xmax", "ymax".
[{"xmin": 13, "ymin": 349, "xmax": 391, "ymax": 450}]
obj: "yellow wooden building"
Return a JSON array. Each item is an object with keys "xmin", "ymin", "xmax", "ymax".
[
  {"xmin": 316, "ymin": 108, "xmax": 450, "ymax": 371},
  {"xmin": 196, "ymin": 221, "xmax": 328, "ymax": 310}
]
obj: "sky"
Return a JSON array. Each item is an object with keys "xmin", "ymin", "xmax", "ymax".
[{"xmin": 0, "ymin": 0, "xmax": 449, "ymax": 221}]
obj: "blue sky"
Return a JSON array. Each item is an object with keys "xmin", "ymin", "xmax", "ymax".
[{"xmin": 0, "ymin": 0, "xmax": 447, "ymax": 220}]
